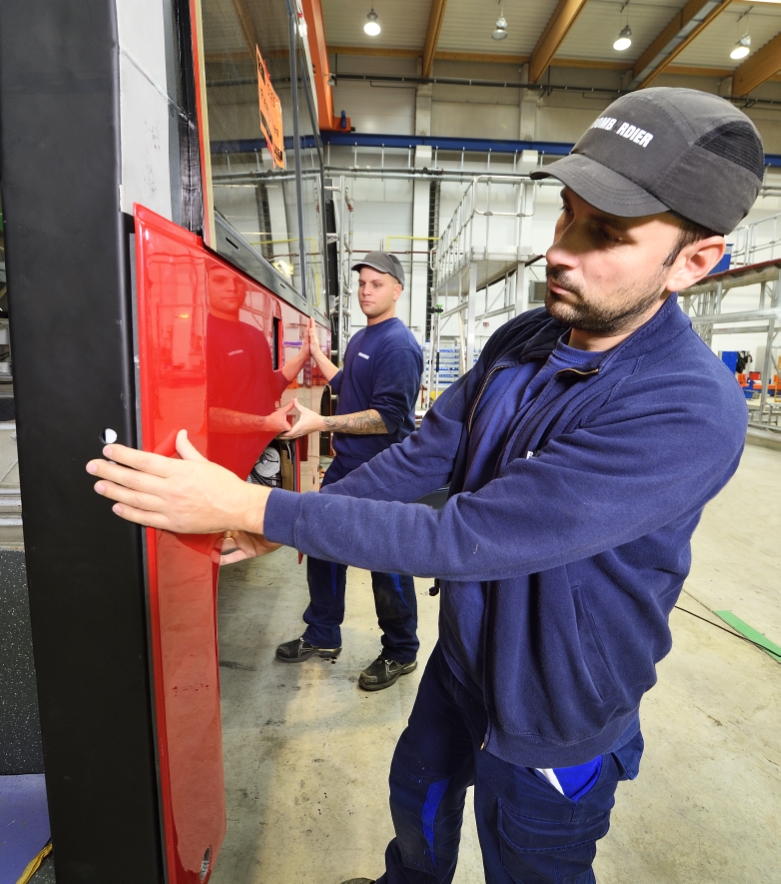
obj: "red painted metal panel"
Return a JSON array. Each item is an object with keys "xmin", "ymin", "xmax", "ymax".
[{"xmin": 134, "ymin": 204, "xmax": 323, "ymax": 882}]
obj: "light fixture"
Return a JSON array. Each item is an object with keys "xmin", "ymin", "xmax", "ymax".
[
  {"xmin": 730, "ymin": 34, "xmax": 751, "ymax": 60},
  {"xmin": 364, "ymin": 8, "xmax": 381, "ymax": 37},
  {"xmin": 492, "ymin": 2, "xmax": 508, "ymax": 40},
  {"xmin": 613, "ymin": 24, "xmax": 632, "ymax": 51}
]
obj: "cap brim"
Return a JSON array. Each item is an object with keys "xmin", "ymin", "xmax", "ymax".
[{"xmin": 531, "ymin": 154, "xmax": 670, "ymax": 218}]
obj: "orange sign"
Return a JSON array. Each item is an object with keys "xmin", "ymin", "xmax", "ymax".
[{"xmin": 256, "ymin": 47, "xmax": 285, "ymax": 169}]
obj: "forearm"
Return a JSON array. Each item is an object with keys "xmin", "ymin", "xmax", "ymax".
[
  {"xmin": 281, "ymin": 348, "xmax": 308, "ymax": 381},
  {"xmin": 313, "ymin": 347, "xmax": 339, "ymax": 382},
  {"xmin": 325, "ymin": 409, "xmax": 387, "ymax": 434},
  {"xmin": 209, "ymin": 407, "xmax": 272, "ymax": 433}
]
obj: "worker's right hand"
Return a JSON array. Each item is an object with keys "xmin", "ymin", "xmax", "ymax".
[
  {"xmin": 220, "ymin": 530, "xmax": 281, "ymax": 564},
  {"xmin": 308, "ymin": 317, "xmax": 323, "ymax": 358}
]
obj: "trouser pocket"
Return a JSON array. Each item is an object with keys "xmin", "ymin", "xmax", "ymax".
[{"xmin": 496, "ymin": 798, "xmax": 610, "ymax": 884}]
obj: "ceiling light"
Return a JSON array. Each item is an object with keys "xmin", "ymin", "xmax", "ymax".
[
  {"xmin": 730, "ymin": 34, "xmax": 751, "ymax": 59},
  {"xmin": 613, "ymin": 25, "xmax": 632, "ymax": 51},
  {"xmin": 492, "ymin": 14, "xmax": 508, "ymax": 40},
  {"xmin": 364, "ymin": 8, "xmax": 381, "ymax": 37}
]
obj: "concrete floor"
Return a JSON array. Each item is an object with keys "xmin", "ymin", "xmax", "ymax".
[{"xmin": 210, "ymin": 440, "xmax": 781, "ymax": 884}]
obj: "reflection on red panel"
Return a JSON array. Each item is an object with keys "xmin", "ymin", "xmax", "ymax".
[{"xmin": 134, "ymin": 204, "xmax": 323, "ymax": 883}]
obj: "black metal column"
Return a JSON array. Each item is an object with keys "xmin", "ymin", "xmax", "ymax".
[{"xmin": 0, "ymin": 2, "xmax": 164, "ymax": 881}]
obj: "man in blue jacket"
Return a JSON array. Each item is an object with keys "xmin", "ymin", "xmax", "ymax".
[
  {"xmin": 276, "ymin": 252, "xmax": 424, "ymax": 690},
  {"xmin": 89, "ymin": 88, "xmax": 762, "ymax": 884}
]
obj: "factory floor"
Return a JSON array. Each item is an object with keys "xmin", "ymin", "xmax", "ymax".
[{"xmin": 210, "ymin": 440, "xmax": 781, "ymax": 884}]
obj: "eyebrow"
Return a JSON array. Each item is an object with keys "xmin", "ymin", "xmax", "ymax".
[{"xmin": 560, "ymin": 188, "xmax": 632, "ymax": 232}]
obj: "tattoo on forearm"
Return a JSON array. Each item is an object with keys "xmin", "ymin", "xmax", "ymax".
[{"xmin": 323, "ymin": 409, "xmax": 388, "ymax": 435}]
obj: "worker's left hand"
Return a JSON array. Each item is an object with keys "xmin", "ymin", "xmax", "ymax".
[
  {"xmin": 86, "ymin": 429, "xmax": 269, "ymax": 535},
  {"xmin": 220, "ymin": 530, "xmax": 281, "ymax": 564},
  {"xmin": 278, "ymin": 397, "xmax": 325, "ymax": 439}
]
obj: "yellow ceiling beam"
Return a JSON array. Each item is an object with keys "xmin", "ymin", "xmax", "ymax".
[
  {"xmin": 529, "ymin": 0, "xmax": 590, "ymax": 83},
  {"xmin": 633, "ymin": 0, "xmax": 730, "ymax": 88},
  {"xmin": 732, "ymin": 32, "xmax": 781, "ymax": 96},
  {"xmin": 423, "ymin": 0, "xmax": 450, "ymax": 78},
  {"xmin": 328, "ymin": 45, "xmax": 421, "ymax": 58},
  {"xmin": 435, "ymin": 51, "xmax": 529, "ymax": 65}
]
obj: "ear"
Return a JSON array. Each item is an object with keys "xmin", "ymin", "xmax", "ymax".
[
  {"xmin": 392, "ymin": 283, "xmax": 403, "ymax": 302},
  {"xmin": 664, "ymin": 236, "xmax": 725, "ymax": 293}
]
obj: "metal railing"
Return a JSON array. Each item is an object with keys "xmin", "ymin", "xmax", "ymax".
[
  {"xmin": 731, "ymin": 212, "xmax": 781, "ymax": 266},
  {"xmin": 431, "ymin": 175, "xmax": 536, "ymax": 292}
]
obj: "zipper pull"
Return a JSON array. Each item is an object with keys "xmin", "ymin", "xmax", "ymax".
[{"xmin": 428, "ymin": 577, "xmax": 441, "ymax": 596}]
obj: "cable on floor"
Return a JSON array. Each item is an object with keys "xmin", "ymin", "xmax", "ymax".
[{"xmin": 673, "ymin": 604, "xmax": 775, "ymax": 654}]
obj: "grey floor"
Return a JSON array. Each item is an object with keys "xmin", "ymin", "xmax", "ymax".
[{"xmin": 210, "ymin": 440, "xmax": 781, "ymax": 884}]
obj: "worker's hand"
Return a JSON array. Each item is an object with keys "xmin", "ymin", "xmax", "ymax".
[
  {"xmin": 298, "ymin": 327, "xmax": 311, "ymax": 362},
  {"xmin": 308, "ymin": 317, "xmax": 323, "ymax": 358},
  {"xmin": 278, "ymin": 397, "xmax": 325, "ymax": 439},
  {"xmin": 220, "ymin": 530, "xmax": 281, "ymax": 564},
  {"xmin": 86, "ymin": 429, "xmax": 269, "ymax": 535},
  {"xmin": 263, "ymin": 400, "xmax": 296, "ymax": 436}
]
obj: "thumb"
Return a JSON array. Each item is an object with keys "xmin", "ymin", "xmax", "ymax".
[
  {"xmin": 280, "ymin": 400, "xmax": 297, "ymax": 413},
  {"xmin": 175, "ymin": 428, "xmax": 207, "ymax": 462}
]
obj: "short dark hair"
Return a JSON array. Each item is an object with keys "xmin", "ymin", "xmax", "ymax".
[{"xmin": 663, "ymin": 214, "xmax": 720, "ymax": 268}]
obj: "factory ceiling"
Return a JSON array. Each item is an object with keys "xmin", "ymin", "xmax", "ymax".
[{"xmin": 321, "ymin": 0, "xmax": 781, "ymax": 96}]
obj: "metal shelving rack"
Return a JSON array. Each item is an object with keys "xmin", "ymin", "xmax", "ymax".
[
  {"xmin": 424, "ymin": 175, "xmax": 537, "ymax": 407},
  {"xmin": 680, "ymin": 212, "xmax": 781, "ymax": 429}
]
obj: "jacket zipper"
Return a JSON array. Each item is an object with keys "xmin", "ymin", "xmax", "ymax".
[
  {"xmin": 467, "ymin": 365, "xmax": 508, "ymax": 433},
  {"xmin": 467, "ymin": 364, "xmax": 599, "ymax": 435}
]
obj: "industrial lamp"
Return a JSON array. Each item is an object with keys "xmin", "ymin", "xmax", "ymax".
[
  {"xmin": 492, "ymin": 2, "xmax": 508, "ymax": 40},
  {"xmin": 364, "ymin": 8, "xmax": 381, "ymax": 37},
  {"xmin": 730, "ymin": 34, "xmax": 751, "ymax": 59},
  {"xmin": 613, "ymin": 24, "xmax": 632, "ymax": 51}
]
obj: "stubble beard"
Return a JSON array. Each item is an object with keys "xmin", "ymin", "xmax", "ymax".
[{"xmin": 545, "ymin": 266, "xmax": 668, "ymax": 335}]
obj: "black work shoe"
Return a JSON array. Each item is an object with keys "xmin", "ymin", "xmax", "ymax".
[
  {"xmin": 358, "ymin": 654, "xmax": 417, "ymax": 691},
  {"xmin": 275, "ymin": 637, "xmax": 341, "ymax": 663}
]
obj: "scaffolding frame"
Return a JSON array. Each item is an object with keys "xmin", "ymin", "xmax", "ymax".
[
  {"xmin": 682, "ymin": 258, "xmax": 781, "ymax": 428},
  {"xmin": 423, "ymin": 175, "xmax": 537, "ymax": 403}
]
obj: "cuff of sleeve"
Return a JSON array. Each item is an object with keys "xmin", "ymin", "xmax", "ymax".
[
  {"xmin": 373, "ymin": 408, "xmax": 400, "ymax": 434},
  {"xmin": 329, "ymin": 370, "xmax": 343, "ymax": 394},
  {"xmin": 264, "ymin": 488, "xmax": 303, "ymax": 547}
]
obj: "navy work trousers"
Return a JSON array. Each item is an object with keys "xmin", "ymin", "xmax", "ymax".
[
  {"xmin": 301, "ymin": 457, "xmax": 419, "ymax": 663},
  {"xmin": 377, "ymin": 645, "xmax": 643, "ymax": 884}
]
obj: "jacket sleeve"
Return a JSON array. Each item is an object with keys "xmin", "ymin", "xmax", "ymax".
[
  {"xmin": 264, "ymin": 373, "xmax": 747, "ymax": 578},
  {"xmin": 368, "ymin": 347, "xmax": 422, "ymax": 433}
]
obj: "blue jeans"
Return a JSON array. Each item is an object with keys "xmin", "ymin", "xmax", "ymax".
[
  {"xmin": 377, "ymin": 645, "xmax": 643, "ymax": 884},
  {"xmin": 301, "ymin": 458, "xmax": 419, "ymax": 663}
]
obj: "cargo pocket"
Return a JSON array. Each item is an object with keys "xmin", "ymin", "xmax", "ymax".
[{"xmin": 497, "ymin": 798, "xmax": 610, "ymax": 884}]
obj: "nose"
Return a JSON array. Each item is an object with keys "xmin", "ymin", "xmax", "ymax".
[{"xmin": 545, "ymin": 213, "xmax": 581, "ymax": 272}]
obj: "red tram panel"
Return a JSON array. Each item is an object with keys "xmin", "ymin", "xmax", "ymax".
[{"xmin": 134, "ymin": 204, "xmax": 324, "ymax": 882}]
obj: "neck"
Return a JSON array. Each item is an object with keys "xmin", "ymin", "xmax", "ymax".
[
  {"xmin": 209, "ymin": 307, "xmax": 240, "ymax": 322},
  {"xmin": 366, "ymin": 308, "xmax": 396, "ymax": 327}
]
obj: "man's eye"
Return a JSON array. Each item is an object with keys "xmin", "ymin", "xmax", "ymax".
[{"xmin": 598, "ymin": 228, "xmax": 620, "ymax": 245}]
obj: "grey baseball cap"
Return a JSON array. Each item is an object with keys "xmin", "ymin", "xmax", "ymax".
[
  {"xmin": 531, "ymin": 87, "xmax": 764, "ymax": 234},
  {"xmin": 352, "ymin": 251, "xmax": 405, "ymax": 287}
]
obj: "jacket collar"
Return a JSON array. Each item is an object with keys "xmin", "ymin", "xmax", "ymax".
[{"xmin": 500, "ymin": 294, "xmax": 688, "ymax": 372}]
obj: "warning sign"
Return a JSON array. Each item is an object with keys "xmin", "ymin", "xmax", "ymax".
[{"xmin": 256, "ymin": 47, "xmax": 285, "ymax": 169}]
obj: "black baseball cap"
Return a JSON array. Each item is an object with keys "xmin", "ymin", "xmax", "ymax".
[
  {"xmin": 531, "ymin": 88, "xmax": 764, "ymax": 235},
  {"xmin": 352, "ymin": 251, "xmax": 405, "ymax": 288}
]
